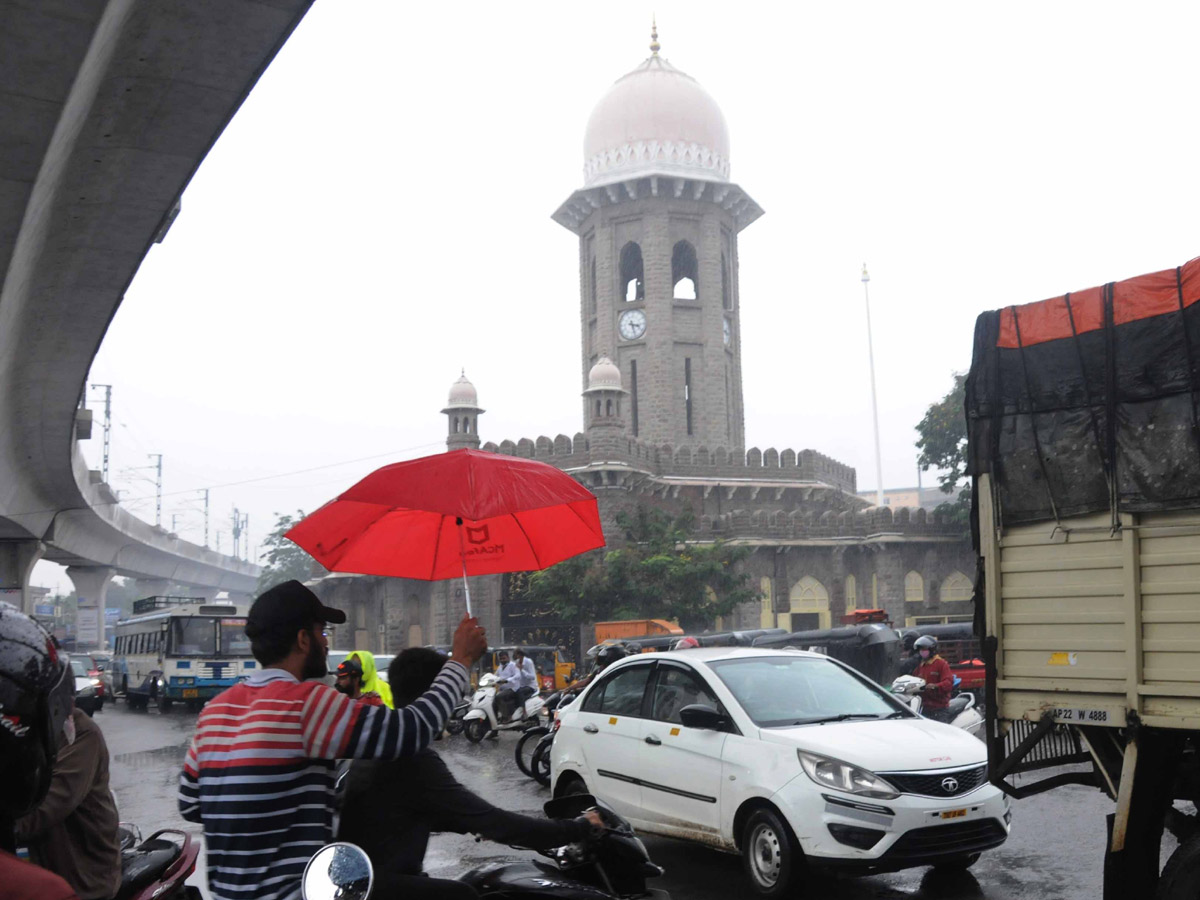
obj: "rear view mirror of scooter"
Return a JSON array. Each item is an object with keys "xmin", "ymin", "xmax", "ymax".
[
  {"xmin": 543, "ymin": 792, "xmax": 599, "ymax": 820},
  {"xmin": 302, "ymin": 842, "xmax": 373, "ymax": 900}
]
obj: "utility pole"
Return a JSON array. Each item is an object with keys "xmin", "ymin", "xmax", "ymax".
[
  {"xmin": 171, "ymin": 512, "xmax": 179, "ymax": 533},
  {"xmin": 90, "ymin": 384, "xmax": 112, "ymax": 482},
  {"xmin": 199, "ymin": 489, "xmax": 210, "ymax": 547},
  {"xmin": 148, "ymin": 453, "xmax": 163, "ymax": 526},
  {"xmin": 861, "ymin": 264, "xmax": 885, "ymax": 507},
  {"xmin": 242, "ymin": 513, "xmax": 250, "ymax": 561},
  {"xmin": 231, "ymin": 507, "xmax": 243, "ymax": 559}
]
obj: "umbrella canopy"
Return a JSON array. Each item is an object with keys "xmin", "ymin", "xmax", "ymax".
[{"xmin": 285, "ymin": 448, "xmax": 605, "ymax": 582}]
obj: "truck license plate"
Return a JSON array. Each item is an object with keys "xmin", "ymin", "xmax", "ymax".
[
  {"xmin": 1050, "ymin": 707, "xmax": 1109, "ymax": 723},
  {"xmin": 941, "ymin": 809, "xmax": 968, "ymax": 820},
  {"xmin": 183, "ymin": 689, "xmax": 199, "ymax": 698}
]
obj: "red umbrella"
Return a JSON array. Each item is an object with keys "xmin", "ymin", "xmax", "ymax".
[{"xmin": 285, "ymin": 448, "xmax": 605, "ymax": 615}]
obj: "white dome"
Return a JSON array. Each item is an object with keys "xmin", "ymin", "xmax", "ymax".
[
  {"xmin": 445, "ymin": 371, "xmax": 478, "ymax": 409},
  {"xmin": 583, "ymin": 50, "xmax": 730, "ymax": 187},
  {"xmin": 585, "ymin": 356, "xmax": 624, "ymax": 393}
]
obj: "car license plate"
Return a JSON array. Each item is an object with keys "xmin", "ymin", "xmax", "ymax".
[
  {"xmin": 183, "ymin": 689, "xmax": 199, "ymax": 698},
  {"xmin": 940, "ymin": 809, "xmax": 968, "ymax": 820}
]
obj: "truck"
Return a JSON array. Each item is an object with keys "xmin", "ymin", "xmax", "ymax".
[
  {"xmin": 968, "ymin": 255, "xmax": 1200, "ymax": 898},
  {"xmin": 591, "ymin": 618, "xmax": 683, "ymax": 642}
]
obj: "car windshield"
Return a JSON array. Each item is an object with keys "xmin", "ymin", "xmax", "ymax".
[
  {"xmin": 709, "ymin": 655, "xmax": 903, "ymax": 727},
  {"xmin": 70, "ymin": 659, "xmax": 89, "ymax": 677}
]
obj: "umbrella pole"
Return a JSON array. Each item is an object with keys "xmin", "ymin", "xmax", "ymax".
[{"xmin": 456, "ymin": 518, "xmax": 473, "ymax": 617}]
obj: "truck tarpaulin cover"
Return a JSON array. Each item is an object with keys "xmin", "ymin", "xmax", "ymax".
[{"xmin": 967, "ymin": 256, "xmax": 1200, "ymax": 525}]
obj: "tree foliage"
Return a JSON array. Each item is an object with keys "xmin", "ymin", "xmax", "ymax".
[
  {"xmin": 915, "ymin": 373, "xmax": 970, "ymax": 524},
  {"xmin": 257, "ymin": 510, "xmax": 323, "ymax": 593},
  {"xmin": 523, "ymin": 507, "xmax": 759, "ymax": 631}
]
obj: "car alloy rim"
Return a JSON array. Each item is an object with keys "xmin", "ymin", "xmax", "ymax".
[{"xmin": 749, "ymin": 823, "xmax": 782, "ymax": 887}]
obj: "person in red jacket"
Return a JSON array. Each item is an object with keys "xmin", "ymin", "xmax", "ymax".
[{"xmin": 912, "ymin": 635, "xmax": 955, "ymax": 723}]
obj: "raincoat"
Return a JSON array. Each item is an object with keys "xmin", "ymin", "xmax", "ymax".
[{"xmin": 350, "ymin": 651, "xmax": 394, "ymax": 708}]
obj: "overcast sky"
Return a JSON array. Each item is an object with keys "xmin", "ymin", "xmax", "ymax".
[{"xmin": 37, "ymin": 1, "xmax": 1200, "ymax": 592}]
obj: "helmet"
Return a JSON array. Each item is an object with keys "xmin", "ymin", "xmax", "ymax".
[
  {"xmin": 0, "ymin": 602, "xmax": 74, "ymax": 819},
  {"xmin": 673, "ymin": 637, "xmax": 700, "ymax": 651},
  {"xmin": 594, "ymin": 644, "xmax": 627, "ymax": 670},
  {"xmin": 914, "ymin": 635, "xmax": 938, "ymax": 652}
]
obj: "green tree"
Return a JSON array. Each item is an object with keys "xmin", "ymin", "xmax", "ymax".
[
  {"xmin": 257, "ymin": 510, "xmax": 324, "ymax": 593},
  {"xmin": 915, "ymin": 373, "xmax": 970, "ymax": 525},
  {"xmin": 524, "ymin": 507, "xmax": 759, "ymax": 631}
]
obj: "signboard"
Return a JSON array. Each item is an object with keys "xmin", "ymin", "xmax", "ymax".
[
  {"xmin": 105, "ymin": 607, "xmax": 121, "ymax": 624},
  {"xmin": 76, "ymin": 605, "xmax": 100, "ymax": 646},
  {"xmin": 35, "ymin": 604, "xmax": 55, "ymax": 617}
]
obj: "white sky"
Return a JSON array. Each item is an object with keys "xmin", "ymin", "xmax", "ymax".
[{"xmin": 37, "ymin": 1, "xmax": 1200, "ymax": 592}]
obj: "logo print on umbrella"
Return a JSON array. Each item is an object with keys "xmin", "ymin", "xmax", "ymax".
[{"xmin": 466, "ymin": 525, "xmax": 490, "ymax": 544}]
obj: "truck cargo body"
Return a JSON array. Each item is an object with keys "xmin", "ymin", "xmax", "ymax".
[{"xmin": 969, "ymin": 256, "xmax": 1200, "ymax": 898}]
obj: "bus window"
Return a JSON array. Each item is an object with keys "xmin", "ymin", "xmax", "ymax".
[
  {"xmin": 172, "ymin": 617, "xmax": 216, "ymax": 656},
  {"xmin": 220, "ymin": 619, "xmax": 251, "ymax": 656}
]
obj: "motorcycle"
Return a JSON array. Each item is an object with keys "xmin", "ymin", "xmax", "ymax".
[
  {"xmin": 463, "ymin": 672, "xmax": 545, "ymax": 743},
  {"xmin": 115, "ymin": 823, "xmax": 201, "ymax": 900},
  {"xmin": 890, "ymin": 674, "xmax": 984, "ymax": 737},
  {"xmin": 517, "ymin": 692, "xmax": 579, "ymax": 786},
  {"xmin": 444, "ymin": 696, "xmax": 470, "ymax": 736},
  {"xmin": 300, "ymin": 795, "xmax": 669, "ymax": 900}
]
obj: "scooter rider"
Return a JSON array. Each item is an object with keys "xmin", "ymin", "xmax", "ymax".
[
  {"xmin": 0, "ymin": 602, "xmax": 80, "ymax": 900},
  {"xmin": 493, "ymin": 651, "xmax": 518, "ymax": 723},
  {"xmin": 178, "ymin": 580, "xmax": 488, "ymax": 900},
  {"xmin": 912, "ymin": 635, "xmax": 955, "ymax": 723},
  {"xmin": 339, "ymin": 648, "xmax": 603, "ymax": 900}
]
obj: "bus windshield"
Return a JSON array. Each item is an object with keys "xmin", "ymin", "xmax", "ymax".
[
  {"xmin": 220, "ymin": 618, "xmax": 252, "ymax": 656},
  {"xmin": 171, "ymin": 617, "xmax": 216, "ymax": 656}
]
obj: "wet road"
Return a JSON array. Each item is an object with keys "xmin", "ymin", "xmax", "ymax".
[{"xmin": 98, "ymin": 700, "xmax": 1154, "ymax": 899}]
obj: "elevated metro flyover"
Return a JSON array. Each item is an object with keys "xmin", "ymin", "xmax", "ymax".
[{"xmin": 0, "ymin": 1, "xmax": 314, "ymax": 612}]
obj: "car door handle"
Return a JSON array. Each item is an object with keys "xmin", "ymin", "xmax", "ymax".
[
  {"xmin": 644, "ymin": 734, "xmax": 662, "ymax": 746},
  {"xmin": 583, "ymin": 724, "xmax": 599, "ymax": 733}
]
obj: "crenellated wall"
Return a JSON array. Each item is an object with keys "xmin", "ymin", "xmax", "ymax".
[{"xmin": 481, "ymin": 434, "xmax": 857, "ymax": 494}]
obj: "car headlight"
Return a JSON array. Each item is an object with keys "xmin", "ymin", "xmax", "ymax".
[{"xmin": 798, "ymin": 751, "xmax": 899, "ymax": 800}]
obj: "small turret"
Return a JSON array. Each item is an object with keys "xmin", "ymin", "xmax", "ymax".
[{"xmin": 442, "ymin": 371, "xmax": 484, "ymax": 451}]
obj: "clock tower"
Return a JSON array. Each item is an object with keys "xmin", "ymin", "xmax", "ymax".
[{"xmin": 553, "ymin": 26, "xmax": 763, "ymax": 455}]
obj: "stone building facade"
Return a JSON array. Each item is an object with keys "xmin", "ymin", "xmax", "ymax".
[{"xmin": 309, "ymin": 32, "xmax": 972, "ymax": 653}]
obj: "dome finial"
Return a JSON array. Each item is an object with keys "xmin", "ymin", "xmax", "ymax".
[{"xmin": 650, "ymin": 15, "xmax": 660, "ymax": 56}]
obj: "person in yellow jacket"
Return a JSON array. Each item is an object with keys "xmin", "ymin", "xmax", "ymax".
[{"xmin": 348, "ymin": 650, "xmax": 394, "ymax": 708}]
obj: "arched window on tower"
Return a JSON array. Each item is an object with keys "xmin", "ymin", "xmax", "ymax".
[
  {"xmin": 589, "ymin": 258, "xmax": 597, "ymax": 313},
  {"xmin": 673, "ymin": 241, "xmax": 698, "ymax": 300},
  {"xmin": 453, "ymin": 417, "xmax": 459, "ymax": 433},
  {"xmin": 620, "ymin": 242, "xmax": 644, "ymax": 302},
  {"xmin": 721, "ymin": 252, "xmax": 732, "ymax": 310}
]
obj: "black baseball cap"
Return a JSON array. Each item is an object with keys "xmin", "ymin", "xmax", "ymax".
[
  {"xmin": 245, "ymin": 580, "xmax": 346, "ymax": 638},
  {"xmin": 336, "ymin": 657, "xmax": 364, "ymax": 679}
]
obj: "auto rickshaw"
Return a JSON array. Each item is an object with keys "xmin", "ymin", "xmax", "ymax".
[{"xmin": 473, "ymin": 644, "xmax": 577, "ymax": 691}]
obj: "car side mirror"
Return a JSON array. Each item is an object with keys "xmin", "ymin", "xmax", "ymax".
[{"xmin": 679, "ymin": 704, "xmax": 730, "ymax": 731}]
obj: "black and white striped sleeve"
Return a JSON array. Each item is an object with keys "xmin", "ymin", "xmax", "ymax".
[{"xmin": 339, "ymin": 660, "xmax": 468, "ymax": 759}]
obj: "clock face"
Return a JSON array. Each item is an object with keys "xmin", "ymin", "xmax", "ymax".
[
  {"xmin": 723, "ymin": 317, "xmax": 732, "ymax": 346},
  {"xmin": 619, "ymin": 308, "xmax": 647, "ymax": 341}
]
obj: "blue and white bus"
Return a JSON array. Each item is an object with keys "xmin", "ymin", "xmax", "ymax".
[{"xmin": 114, "ymin": 596, "xmax": 256, "ymax": 710}]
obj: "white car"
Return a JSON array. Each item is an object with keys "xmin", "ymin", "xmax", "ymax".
[{"xmin": 551, "ymin": 647, "xmax": 1010, "ymax": 897}]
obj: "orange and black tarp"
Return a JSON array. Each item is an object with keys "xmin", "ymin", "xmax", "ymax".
[{"xmin": 966, "ymin": 255, "xmax": 1200, "ymax": 527}]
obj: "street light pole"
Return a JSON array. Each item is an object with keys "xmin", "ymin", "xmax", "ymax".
[{"xmin": 861, "ymin": 264, "xmax": 884, "ymax": 507}]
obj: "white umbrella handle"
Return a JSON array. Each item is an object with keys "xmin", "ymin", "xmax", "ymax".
[{"xmin": 456, "ymin": 518, "xmax": 472, "ymax": 617}]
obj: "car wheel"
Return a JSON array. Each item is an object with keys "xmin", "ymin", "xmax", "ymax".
[
  {"xmin": 1157, "ymin": 833, "xmax": 1200, "ymax": 899},
  {"xmin": 515, "ymin": 726, "xmax": 550, "ymax": 776},
  {"xmin": 555, "ymin": 773, "xmax": 588, "ymax": 798},
  {"xmin": 742, "ymin": 807, "xmax": 803, "ymax": 898},
  {"xmin": 933, "ymin": 852, "xmax": 981, "ymax": 872},
  {"xmin": 464, "ymin": 718, "xmax": 489, "ymax": 743}
]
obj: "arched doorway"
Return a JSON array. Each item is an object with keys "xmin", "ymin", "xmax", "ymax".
[{"xmin": 782, "ymin": 576, "xmax": 831, "ymax": 631}]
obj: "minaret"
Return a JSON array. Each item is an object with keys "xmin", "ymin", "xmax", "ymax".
[
  {"xmin": 552, "ymin": 23, "xmax": 763, "ymax": 455},
  {"xmin": 583, "ymin": 356, "xmax": 628, "ymax": 455},
  {"xmin": 442, "ymin": 371, "xmax": 483, "ymax": 451}
]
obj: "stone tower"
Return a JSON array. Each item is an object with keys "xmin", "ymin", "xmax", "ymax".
[
  {"xmin": 442, "ymin": 371, "xmax": 483, "ymax": 451},
  {"xmin": 553, "ymin": 26, "xmax": 763, "ymax": 455},
  {"xmin": 583, "ymin": 355, "xmax": 628, "ymax": 455}
]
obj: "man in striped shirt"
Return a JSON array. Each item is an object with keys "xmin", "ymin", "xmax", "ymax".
[{"xmin": 178, "ymin": 580, "xmax": 486, "ymax": 900}]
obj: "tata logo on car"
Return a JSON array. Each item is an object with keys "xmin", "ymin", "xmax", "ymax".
[{"xmin": 941, "ymin": 777, "xmax": 960, "ymax": 794}]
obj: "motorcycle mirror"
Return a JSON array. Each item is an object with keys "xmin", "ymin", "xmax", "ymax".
[
  {"xmin": 544, "ymin": 793, "xmax": 597, "ymax": 819},
  {"xmin": 301, "ymin": 842, "xmax": 373, "ymax": 900}
]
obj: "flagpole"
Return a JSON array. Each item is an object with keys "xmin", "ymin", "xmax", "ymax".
[
  {"xmin": 862, "ymin": 264, "xmax": 885, "ymax": 507},
  {"xmin": 456, "ymin": 518, "xmax": 473, "ymax": 617}
]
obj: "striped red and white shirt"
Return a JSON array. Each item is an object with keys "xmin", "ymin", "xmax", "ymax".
[{"xmin": 178, "ymin": 662, "xmax": 467, "ymax": 900}]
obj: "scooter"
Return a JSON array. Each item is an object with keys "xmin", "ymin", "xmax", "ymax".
[
  {"xmin": 517, "ymin": 692, "xmax": 580, "ymax": 786},
  {"xmin": 115, "ymin": 823, "xmax": 201, "ymax": 900},
  {"xmin": 463, "ymin": 672, "xmax": 545, "ymax": 743},
  {"xmin": 300, "ymin": 795, "xmax": 669, "ymax": 900},
  {"xmin": 890, "ymin": 674, "xmax": 984, "ymax": 738}
]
